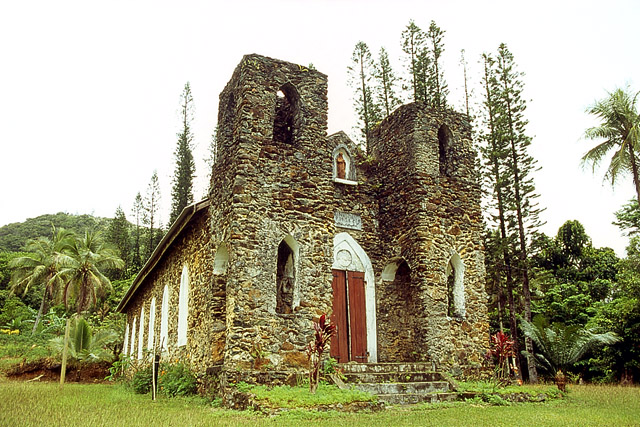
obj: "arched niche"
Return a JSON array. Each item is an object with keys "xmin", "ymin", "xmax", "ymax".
[
  {"xmin": 273, "ymin": 83, "xmax": 302, "ymax": 144},
  {"xmin": 446, "ymin": 252, "xmax": 465, "ymax": 318},
  {"xmin": 276, "ymin": 234, "xmax": 300, "ymax": 314},
  {"xmin": 332, "ymin": 144, "xmax": 357, "ymax": 184},
  {"xmin": 378, "ymin": 257, "xmax": 420, "ymax": 361},
  {"xmin": 213, "ymin": 243, "xmax": 229, "ymax": 275},
  {"xmin": 332, "ymin": 232, "xmax": 377, "ymax": 362},
  {"xmin": 438, "ymin": 124, "xmax": 453, "ymax": 176}
]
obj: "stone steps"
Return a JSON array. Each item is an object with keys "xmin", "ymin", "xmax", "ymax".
[{"xmin": 337, "ymin": 362, "xmax": 454, "ymax": 405}]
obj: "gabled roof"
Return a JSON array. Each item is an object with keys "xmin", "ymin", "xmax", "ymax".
[{"xmin": 116, "ymin": 199, "xmax": 211, "ymax": 313}]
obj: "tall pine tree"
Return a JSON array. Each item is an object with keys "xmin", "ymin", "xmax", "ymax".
[
  {"xmin": 348, "ymin": 41, "xmax": 381, "ymax": 152},
  {"xmin": 374, "ymin": 47, "xmax": 402, "ymax": 118},
  {"xmin": 170, "ymin": 82, "xmax": 196, "ymax": 224},
  {"xmin": 106, "ymin": 205, "xmax": 131, "ymax": 279},
  {"xmin": 144, "ymin": 170, "xmax": 162, "ymax": 258},
  {"xmin": 425, "ymin": 20, "xmax": 448, "ymax": 109},
  {"xmin": 131, "ymin": 192, "xmax": 144, "ymax": 271},
  {"xmin": 401, "ymin": 20, "xmax": 426, "ymax": 103},
  {"xmin": 480, "ymin": 45, "xmax": 543, "ymax": 382}
]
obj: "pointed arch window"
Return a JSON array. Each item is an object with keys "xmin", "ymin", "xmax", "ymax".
[
  {"xmin": 130, "ymin": 317, "xmax": 137, "ymax": 356},
  {"xmin": 123, "ymin": 323, "xmax": 129, "ymax": 355},
  {"xmin": 147, "ymin": 297, "xmax": 156, "ymax": 350},
  {"xmin": 160, "ymin": 285, "xmax": 169, "ymax": 350},
  {"xmin": 138, "ymin": 305, "xmax": 145, "ymax": 359},
  {"xmin": 177, "ymin": 265, "xmax": 189, "ymax": 346},
  {"xmin": 446, "ymin": 252, "xmax": 465, "ymax": 318},
  {"xmin": 438, "ymin": 125, "xmax": 453, "ymax": 176},
  {"xmin": 273, "ymin": 83, "xmax": 301, "ymax": 144},
  {"xmin": 213, "ymin": 243, "xmax": 229, "ymax": 275},
  {"xmin": 276, "ymin": 236, "xmax": 299, "ymax": 314}
]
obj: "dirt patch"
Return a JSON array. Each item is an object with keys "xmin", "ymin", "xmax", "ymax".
[{"xmin": 4, "ymin": 359, "xmax": 111, "ymax": 383}]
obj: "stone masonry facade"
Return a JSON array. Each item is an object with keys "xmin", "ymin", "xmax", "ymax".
[{"xmin": 118, "ymin": 53, "xmax": 489, "ymax": 385}]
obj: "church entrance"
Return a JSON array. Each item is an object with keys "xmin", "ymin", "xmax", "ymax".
[{"xmin": 330, "ymin": 269, "xmax": 367, "ymax": 363}]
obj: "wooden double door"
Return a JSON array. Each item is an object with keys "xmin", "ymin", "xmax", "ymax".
[{"xmin": 330, "ymin": 269, "xmax": 368, "ymax": 363}]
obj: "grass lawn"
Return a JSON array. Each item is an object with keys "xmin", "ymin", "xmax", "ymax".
[{"xmin": 0, "ymin": 380, "xmax": 638, "ymax": 426}]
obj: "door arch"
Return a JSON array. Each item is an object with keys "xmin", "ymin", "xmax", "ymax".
[{"xmin": 331, "ymin": 233, "xmax": 377, "ymax": 363}]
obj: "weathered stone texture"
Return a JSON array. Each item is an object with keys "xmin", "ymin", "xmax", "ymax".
[
  {"xmin": 123, "ymin": 208, "xmax": 222, "ymax": 375},
  {"xmin": 120, "ymin": 54, "xmax": 489, "ymax": 384}
]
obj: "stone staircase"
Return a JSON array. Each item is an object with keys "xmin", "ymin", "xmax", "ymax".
[{"xmin": 337, "ymin": 362, "xmax": 458, "ymax": 405}]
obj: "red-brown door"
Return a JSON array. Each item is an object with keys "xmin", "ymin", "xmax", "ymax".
[
  {"xmin": 330, "ymin": 269, "xmax": 367, "ymax": 363},
  {"xmin": 330, "ymin": 270, "xmax": 349, "ymax": 363},
  {"xmin": 347, "ymin": 271, "xmax": 367, "ymax": 362}
]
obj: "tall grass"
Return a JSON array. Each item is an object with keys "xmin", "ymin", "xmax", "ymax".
[{"xmin": 0, "ymin": 381, "xmax": 638, "ymax": 426}]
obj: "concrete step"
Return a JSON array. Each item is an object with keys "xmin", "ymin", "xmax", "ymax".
[
  {"xmin": 353, "ymin": 381, "xmax": 450, "ymax": 395},
  {"xmin": 339, "ymin": 362, "xmax": 436, "ymax": 374},
  {"xmin": 336, "ymin": 362, "xmax": 456, "ymax": 406},
  {"xmin": 342, "ymin": 371, "xmax": 443, "ymax": 383},
  {"xmin": 377, "ymin": 392, "xmax": 459, "ymax": 405}
]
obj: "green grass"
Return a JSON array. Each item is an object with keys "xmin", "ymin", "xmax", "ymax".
[
  {"xmin": 246, "ymin": 382, "xmax": 376, "ymax": 408},
  {"xmin": 0, "ymin": 381, "xmax": 638, "ymax": 426}
]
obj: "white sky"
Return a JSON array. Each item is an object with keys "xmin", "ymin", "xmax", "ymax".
[{"xmin": 0, "ymin": 0, "xmax": 638, "ymax": 256}]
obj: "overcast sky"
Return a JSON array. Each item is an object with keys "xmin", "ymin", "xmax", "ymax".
[{"xmin": 1, "ymin": 0, "xmax": 638, "ymax": 256}]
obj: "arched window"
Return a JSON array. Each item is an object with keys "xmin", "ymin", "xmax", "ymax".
[
  {"xmin": 130, "ymin": 317, "xmax": 137, "ymax": 356},
  {"xmin": 138, "ymin": 305, "xmax": 145, "ymax": 359},
  {"xmin": 276, "ymin": 236, "xmax": 299, "ymax": 314},
  {"xmin": 446, "ymin": 252, "xmax": 465, "ymax": 318},
  {"xmin": 213, "ymin": 243, "xmax": 229, "ymax": 275},
  {"xmin": 160, "ymin": 285, "xmax": 169, "ymax": 350},
  {"xmin": 177, "ymin": 265, "xmax": 189, "ymax": 347},
  {"xmin": 273, "ymin": 83, "xmax": 301, "ymax": 144},
  {"xmin": 123, "ymin": 323, "xmax": 129, "ymax": 355},
  {"xmin": 438, "ymin": 125, "xmax": 453, "ymax": 176},
  {"xmin": 147, "ymin": 297, "xmax": 156, "ymax": 350}
]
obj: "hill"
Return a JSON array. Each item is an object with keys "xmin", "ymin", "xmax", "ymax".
[{"xmin": 0, "ymin": 212, "xmax": 111, "ymax": 252}]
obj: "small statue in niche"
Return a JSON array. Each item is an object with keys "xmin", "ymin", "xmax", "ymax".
[{"xmin": 336, "ymin": 152, "xmax": 346, "ymax": 179}]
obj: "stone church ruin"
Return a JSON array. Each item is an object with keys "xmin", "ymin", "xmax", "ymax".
[{"xmin": 117, "ymin": 54, "xmax": 489, "ymax": 387}]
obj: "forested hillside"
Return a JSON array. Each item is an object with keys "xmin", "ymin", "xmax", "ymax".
[{"xmin": 0, "ymin": 213, "xmax": 110, "ymax": 252}]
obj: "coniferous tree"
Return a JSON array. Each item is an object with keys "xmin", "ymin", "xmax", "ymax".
[
  {"xmin": 106, "ymin": 206, "xmax": 131, "ymax": 278},
  {"xmin": 480, "ymin": 53, "xmax": 522, "ymax": 380},
  {"xmin": 425, "ymin": 20, "xmax": 448, "ymax": 109},
  {"xmin": 401, "ymin": 20, "xmax": 426, "ymax": 103},
  {"xmin": 144, "ymin": 170, "xmax": 161, "ymax": 259},
  {"xmin": 374, "ymin": 47, "xmax": 402, "ymax": 117},
  {"xmin": 131, "ymin": 192, "xmax": 144, "ymax": 271},
  {"xmin": 170, "ymin": 82, "xmax": 196, "ymax": 224},
  {"xmin": 480, "ymin": 45, "xmax": 543, "ymax": 382},
  {"xmin": 348, "ymin": 41, "xmax": 381, "ymax": 151},
  {"xmin": 495, "ymin": 43, "xmax": 543, "ymax": 383}
]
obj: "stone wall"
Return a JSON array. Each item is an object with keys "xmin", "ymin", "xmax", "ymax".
[
  {"xmin": 123, "ymin": 208, "xmax": 222, "ymax": 375},
  {"xmin": 211, "ymin": 54, "xmax": 337, "ymax": 371},
  {"xmin": 369, "ymin": 103, "xmax": 489, "ymax": 373},
  {"xmin": 121, "ymin": 54, "xmax": 489, "ymax": 383}
]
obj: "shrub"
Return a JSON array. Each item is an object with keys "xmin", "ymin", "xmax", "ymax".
[
  {"xmin": 159, "ymin": 363, "xmax": 197, "ymax": 397},
  {"xmin": 131, "ymin": 365, "xmax": 153, "ymax": 394}
]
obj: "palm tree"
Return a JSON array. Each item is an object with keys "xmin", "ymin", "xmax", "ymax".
[
  {"xmin": 521, "ymin": 315, "xmax": 620, "ymax": 390},
  {"xmin": 9, "ymin": 227, "xmax": 75, "ymax": 334},
  {"xmin": 58, "ymin": 231, "xmax": 124, "ymax": 314},
  {"xmin": 583, "ymin": 87, "xmax": 640, "ymax": 204}
]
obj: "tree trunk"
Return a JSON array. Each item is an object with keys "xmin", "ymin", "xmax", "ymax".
[
  {"xmin": 627, "ymin": 142, "xmax": 640, "ymax": 206},
  {"xmin": 31, "ymin": 289, "xmax": 49, "ymax": 335}
]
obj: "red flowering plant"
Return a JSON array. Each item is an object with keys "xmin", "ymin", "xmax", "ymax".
[
  {"xmin": 306, "ymin": 313, "xmax": 336, "ymax": 393},
  {"xmin": 487, "ymin": 331, "xmax": 516, "ymax": 385}
]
